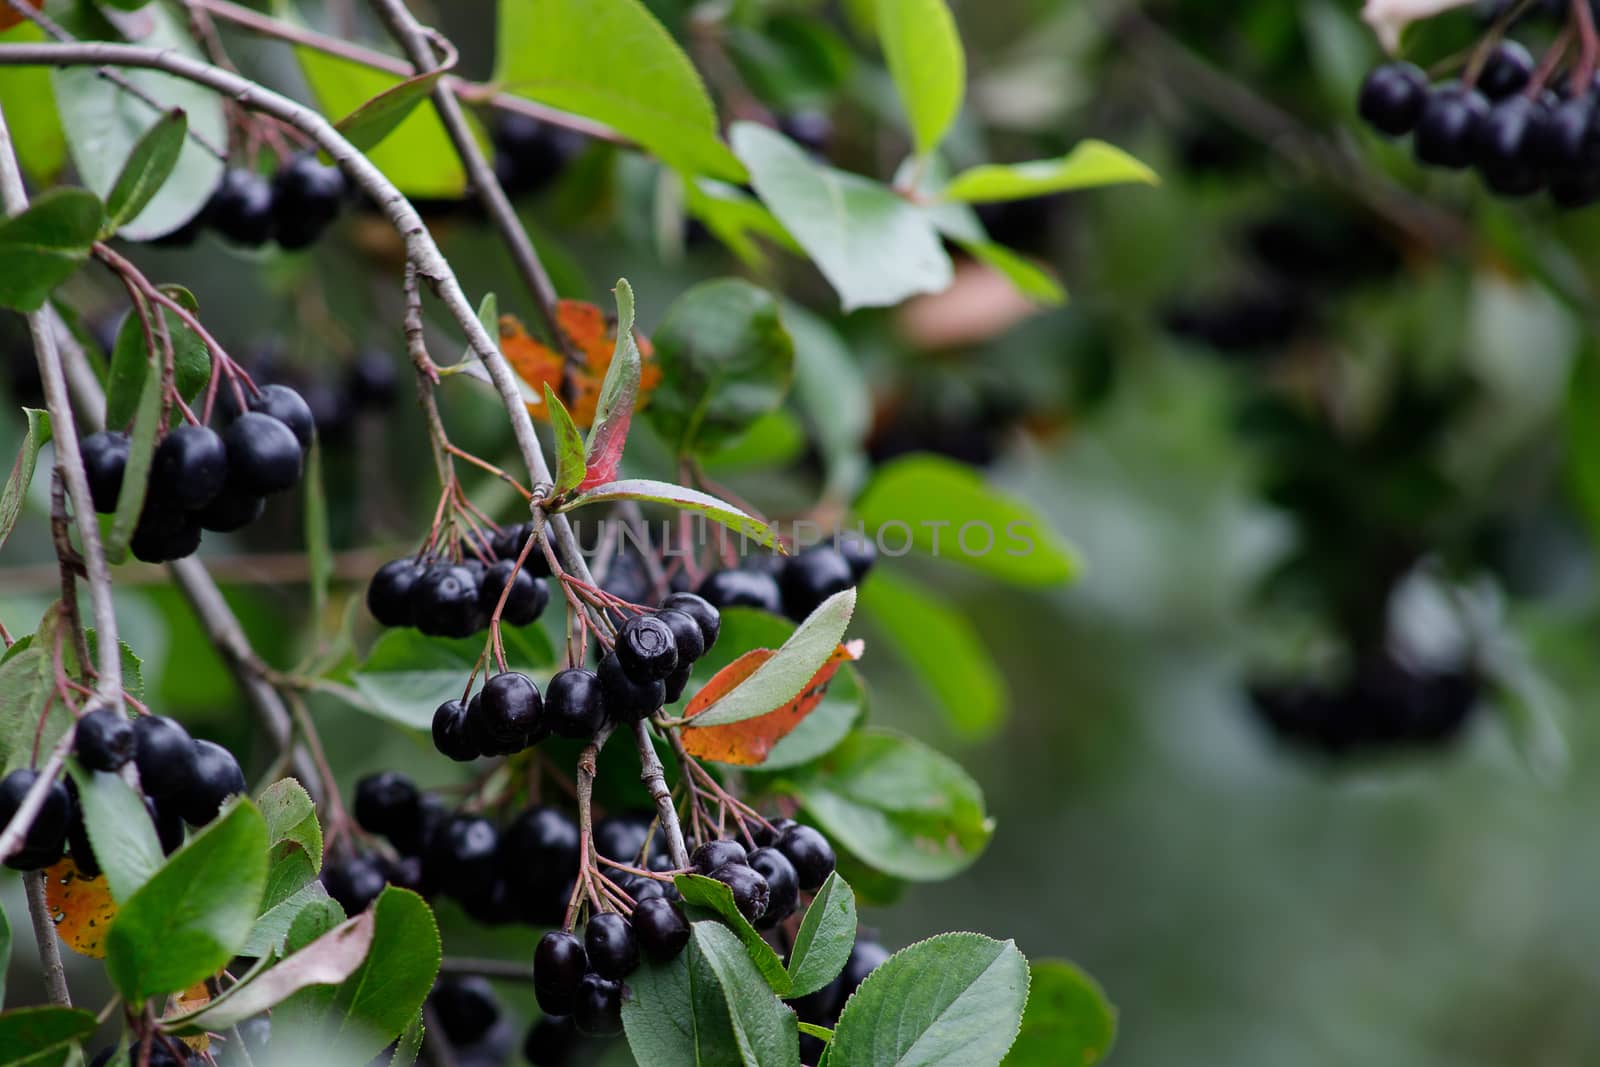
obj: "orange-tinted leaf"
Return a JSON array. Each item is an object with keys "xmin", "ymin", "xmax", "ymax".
[
  {"xmin": 170, "ymin": 984, "xmax": 212, "ymax": 1052},
  {"xmin": 0, "ymin": 1, "xmax": 41, "ymax": 30},
  {"xmin": 500, "ymin": 302, "xmax": 660, "ymax": 428},
  {"xmin": 681, "ymin": 641, "xmax": 863, "ymax": 765},
  {"xmin": 44, "ymin": 856, "xmax": 117, "ymax": 958}
]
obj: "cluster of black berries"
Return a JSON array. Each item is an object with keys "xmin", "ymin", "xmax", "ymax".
[
  {"xmin": 492, "ymin": 114, "xmax": 587, "ymax": 197},
  {"xmin": 79, "ymin": 383, "xmax": 313, "ymax": 563},
  {"xmin": 367, "ymin": 524, "xmax": 553, "ymax": 640},
  {"xmin": 696, "ymin": 539, "xmax": 875, "ymax": 624},
  {"xmin": 0, "ymin": 708, "xmax": 244, "ymax": 872},
  {"xmin": 239, "ymin": 341, "xmax": 398, "ymax": 449},
  {"xmin": 161, "ymin": 154, "xmax": 349, "ymax": 250},
  {"xmin": 1359, "ymin": 43, "xmax": 1600, "ymax": 206},
  {"xmin": 1249, "ymin": 653, "xmax": 1480, "ymax": 756},
  {"xmin": 692, "ymin": 819, "xmax": 835, "ymax": 928}
]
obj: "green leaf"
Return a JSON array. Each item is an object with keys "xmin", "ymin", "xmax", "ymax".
[
  {"xmin": 691, "ymin": 922, "xmax": 801, "ymax": 1067},
  {"xmin": 0, "ymin": 646, "xmax": 55, "ymax": 776},
  {"xmin": 731, "ymin": 123, "xmax": 951, "ymax": 311},
  {"xmin": 1001, "ymin": 960, "xmax": 1115, "ymax": 1067},
  {"xmin": 830, "ymin": 934, "xmax": 1028, "ymax": 1067},
  {"xmin": 104, "ymin": 109, "xmax": 188, "ymax": 235},
  {"xmin": 674, "ymin": 875, "xmax": 791, "ymax": 995},
  {"xmin": 953, "ymin": 238, "xmax": 1066, "ymax": 306},
  {"xmin": 51, "ymin": 4, "xmax": 225, "ymax": 240},
  {"xmin": 0, "ymin": 189, "xmax": 103, "ymax": 312},
  {"xmin": 545, "ymin": 384, "xmax": 587, "ymax": 497},
  {"xmin": 799, "ymin": 1022, "xmax": 834, "ymax": 1042},
  {"xmin": 104, "ymin": 312, "xmax": 162, "ymax": 565},
  {"xmin": 941, "ymin": 141, "xmax": 1157, "ymax": 203},
  {"xmin": 104, "ymin": 799, "xmax": 270, "ymax": 1005},
  {"xmin": 494, "ymin": 0, "xmax": 744, "ymax": 180},
  {"xmin": 261, "ymin": 840, "xmax": 318, "ymax": 916},
  {"xmin": 66, "ymin": 764, "xmax": 165, "ymax": 903},
  {"xmin": 318, "ymin": 888, "xmax": 441, "ymax": 1061},
  {"xmin": 684, "ymin": 178, "xmax": 799, "ymax": 269},
  {"xmin": 874, "ymin": 0, "xmax": 965, "ymax": 156},
  {"xmin": 581, "ymin": 278, "xmax": 641, "ymax": 491},
  {"xmin": 621, "ymin": 951, "xmax": 701, "ymax": 1064},
  {"xmin": 242, "ymin": 879, "xmax": 335, "ymax": 960},
  {"xmin": 0, "ymin": 894, "xmax": 8, "ymax": 1005},
  {"xmin": 1566, "ymin": 351, "xmax": 1600, "ymax": 550},
  {"xmin": 785, "ymin": 872, "xmax": 857, "ymax": 998},
  {"xmin": 0, "ymin": 23, "xmax": 66, "ymax": 185},
  {"xmin": 104, "ymin": 289, "xmax": 210, "ymax": 430},
  {"xmin": 853, "ymin": 454, "xmax": 1081, "ymax": 586},
  {"xmin": 350, "ymin": 627, "xmax": 553, "ymax": 730},
  {"xmin": 162, "ymin": 909, "xmax": 378, "ymax": 1035},
  {"xmin": 689, "ymin": 588, "xmax": 855, "ymax": 728},
  {"xmin": 859, "ymin": 570, "xmax": 1005, "ymax": 739},
  {"xmin": 0, "ymin": 407, "xmax": 50, "ymax": 552},
  {"xmin": 780, "ymin": 728, "xmax": 992, "ymax": 881},
  {"xmin": 561, "ymin": 479, "xmax": 781, "ymax": 549},
  {"xmin": 259, "ymin": 778, "xmax": 323, "ymax": 872},
  {"xmin": 389, "ymin": 1012, "xmax": 425, "ymax": 1067},
  {"xmin": 0, "ymin": 1007, "xmax": 97, "ymax": 1067},
  {"xmin": 783, "ymin": 303, "xmax": 869, "ymax": 500},
  {"xmin": 334, "ymin": 68, "xmax": 446, "ymax": 154},
  {"xmin": 648, "ymin": 279, "xmax": 795, "ymax": 455},
  {"xmin": 305, "ymin": 440, "xmax": 332, "ymax": 619}
]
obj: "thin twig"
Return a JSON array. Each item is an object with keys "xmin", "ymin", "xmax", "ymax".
[{"xmin": 25, "ymin": 871, "xmax": 71, "ymax": 1006}]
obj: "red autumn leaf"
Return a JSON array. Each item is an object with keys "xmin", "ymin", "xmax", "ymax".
[
  {"xmin": 680, "ymin": 640, "xmax": 864, "ymax": 765},
  {"xmin": 0, "ymin": 1, "xmax": 42, "ymax": 31},
  {"xmin": 499, "ymin": 301, "xmax": 659, "ymax": 428}
]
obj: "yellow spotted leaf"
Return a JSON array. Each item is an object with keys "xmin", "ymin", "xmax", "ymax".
[
  {"xmin": 44, "ymin": 856, "xmax": 117, "ymax": 958},
  {"xmin": 170, "ymin": 983, "xmax": 212, "ymax": 1052},
  {"xmin": 500, "ymin": 300, "xmax": 659, "ymax": 428},
  {"xmin": 680, "ymin": 641, "xmax": 863, "ymax": 765}
]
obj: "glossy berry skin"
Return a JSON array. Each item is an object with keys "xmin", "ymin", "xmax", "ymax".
[
  {"xmin": 502, "ymin": 806, "xmax": 579, "ymax": 891},
  {"xmin": 599, "ymin": 652, "xmax": 666, "ymax": 722},
  {"xmin": 633, "ymin": 897, "xmax": 690, "ymax": 961},
  {"xmin": 1413, "ymin": 84, "xmax": 1489, "ymax": 169},
  {"xmin": 347, "ymin": 349, "xmax": 398, "ymax": 410},
  {"xmin": 1477, "ymin": 39, "xmax": 1533, "ymax": 99},
  {"xmin": 479, "ymin": 671, "xmax": 543, "ymax": 750},
  {"xmin": 478, "ymin": 560, "xmax": 550, "ymax": 626},
  {"xmin": 0, "ymin": 769, "xmax": 71, "ymax": 870},
  {"xmin": 752, "ymin": 817, "xmax": 794, "ymax": 848},
  {"xmin": 66, "ymin": 794, "xmax": 99, "ymax": 878},
  {"xmin": 75, "ymin": 706, "xmax": 134, "ymax": 772},
  {"xmin": 778, "ymin": 824, "xmax": 836, "ymax": 891},
  {"xmin": 1358, "ymin": 62, "xmax": 1429, "ymax": 136},
  {"xmin": 208, "ymin": 169, "xmax": 275, "ymax": 246},
  {"xmin": 1532, "ymin": 94, "xmax": 1595, "ymax": 170},
  {"xmin": 841, "ymin": 939, "xmax": 891, "ymax": 994},
  {"xmin": 151, "ymin": 425, "xmax": 228, "ymax": 510},
  {"xmin": 748, "ymin": 847, "xmax": 800, "ymax": 928},
  {"xmin": 493, "ymin": 113, "xmax": 585, "ymax": 195},
  {"xmin": 780, "ymin": 548, "xmax": 854, "ymax": 621},
  {"xmin": 322, "ymin": 854, "xmax": 386, "ymax": 915},
  {"xmin": 656, "ymin": 608, "xmax": 706, "ymax": 664},
  {"xmin": 534, "ymin": 930, "xmax": 588, "ymax": 1015},
  {"xmin": 697, "ymin": 568, "xmax": 783, "ymax": 615},
  {"xmin": 412, "ymin": 564, "xmax": 482, "ymax": 638},
  {"xmin": 248, "ymin": 384, "xmax": 316, "ymax": 449},
  {"xmin": 490, "ymin": 522, "xmax": 551, "ymax": 576},
  {"xmin": 81, "ymin": 431, "xmax": 129, "ymax": 513},
  {"xmin": 432, "ymin": 699, "xmax": 480, "ymax": 762},
  {"xmin": 544, "ymin": 668, "xmax": 607, "ymax": 739},
  {"xmin": 175, "ymin": 740, "xmax": 246, "ymax": 825},
  {"xmin": 585, "ymin": 912, "xmax": 641, "ymax": 979},
  {"xmin": 130, "ymin": 509, "xmax": 202, "ymax": 564},
  {"xmin": 425, "ymin": 814, "xmax": 500, "ymax": 896},
  {"xmin": 692, "ymin": 838, "xmax": 748, "ymax": 875},
  {"xmin": 223, "ymin": 411, "xmax": 303, "ymax": 494},
  {"xmin": 710, "ymin": 862, "xmax": 770, "ymax": 923},
  {"xmin": 195, "ymin": 482, "xmax": 265, "ymax": 533},
  {"xmin": 663, "ymin": 662, "xmax": 692, "ymax": 705},
  {"xmin": 616, "ymin": 614, "xmax": 678, "ymax": 683},
  {"xmin": 1474, "ymin": 95, "xmax": 1544, "ymax": 196},
  {"xmin": 354, "ymin": 771, "xmax": 419, "ymax": 838},
  {"xmin": 592, "ymin": 812, "xmax": 653, "ymax": 864},
  {"xmin": 662, "ymin": 591, "xmax": 720, "ymax": 649},
  {"xmin": 146, "ymin": 795, "xmax": 185, "ymax": 854},
  {"xmin": 367, "ymin": 559, "xmax": 426, "ymax": 627},
  {"xmin": 432, "ymin": 976, "xmax": 500, "ymax": 1046},
  {"xmin": 573, "ymin": 974, "xmax": 624, "ymax": 1037},
  {"xmin": 133, "ymin": 715, "xmax": 197, "ymax": 798},
  {"xmin": 272, "ymin": 154, "xmax": 346, "ymax": 242}
]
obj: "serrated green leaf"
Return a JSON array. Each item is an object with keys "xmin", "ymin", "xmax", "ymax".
[
  {"xmin": 0, "ymin": 1007, "xmax": 97, "ymax": 1067},
  {"xmin": 562, "ymin": 479, "xmax": 781, "ymax": 549},
  {"xmin": 319, "ymin": 888, "xmax": 441, "ymax": 1061},
  {"xmin": 731, "ymin": 123, "xmax": 951, "ymax": 311},
  {"xmin": 691, "ymin": 923, "xmax": 801, "ymax": 1067},
  {"xmin": 786, "ymin": 873, "xmax": 857, "ymax": 998},
  {"xmin": 674, "ymin": 875, "xmax": 790, "ymax": 994},
  {"xmin": 781, "ymin": 728, "xmax": 992, "ymax": 881},
  {"xmin": 104, "ymin": 109, "xmax": 188, "ymax": 234},
  {"xmin": 350, "ymin": 627, "xmax": 554, "ymax": 729},
  {"xmin": 389, "ymin": 1012, "xmax": 425, "ymax": 1067},
  {"xmin": 66, "ymin": 764, "xmax": 165, "ymax": 903},
  {"xmin": 689, "ymin": 588, "xmax": 855, "ymax": 728},
  {"xmin": 875, "ymin": 0, "xmax": 965, "ymax": 156},
  {"xmin": 0, "ymin": 646, "xmax": 54, "ymax": 777},
  {"xmin": 259, "ymin": 778, "xmax": 323, "ymax": 872},
  {"xmin": 1000, "ymin": 960, "xmax": 1115, "ymax": 1067},
  {"xmin": 241, "ymin": 879, "xmax": 335, "ymax": 960},
  {"xmin": 942, "ymin": 141, "xmax": 1157, "ymax": 203},
  {"xmin": 0, "ymin": 407, "xmax": 50, "ymax": 551},
  {"xmin": 0, "ymin": 189, "xmax": 103, "ymax": 311},
  {"xmin": 621, "ymin": 951, "xmax": 701, "ymax": 1064},
  {"xmin": 648, "ymin": 279, "xmax": 795, "ymax": 455},
  {"xmin": 545, "ymin": 383, "xmax": 587, "ymax": 496},
  {"xmin": 105, "ymin": 799, "xmax": 270, "ymax": 1005},
  {"xmin": 494, "ymin": 0, "xmax": 743, "ymax": 180},
  {"xmin": 830, "ymin": 934, "xmax": 1028, "ymax": 1067},
  {"xmin": 104, "ymin": 288, "xmax": 210, "ymax": 430},
  {"xmin": 853, "ymin": 454, "xmax": 1080, "ymax": 586},
  {"xmin": 103, "ymin": 314, "xmax": 161, "ymax": 565},
  {"xmin": 581, "ymin": 278, "xmax": 641, "ymax": 491}
]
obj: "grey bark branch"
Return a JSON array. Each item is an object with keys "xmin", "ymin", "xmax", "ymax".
[{"xmin": 25, "ymin": 871, "xmax": 71, "ymax": 1007}]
